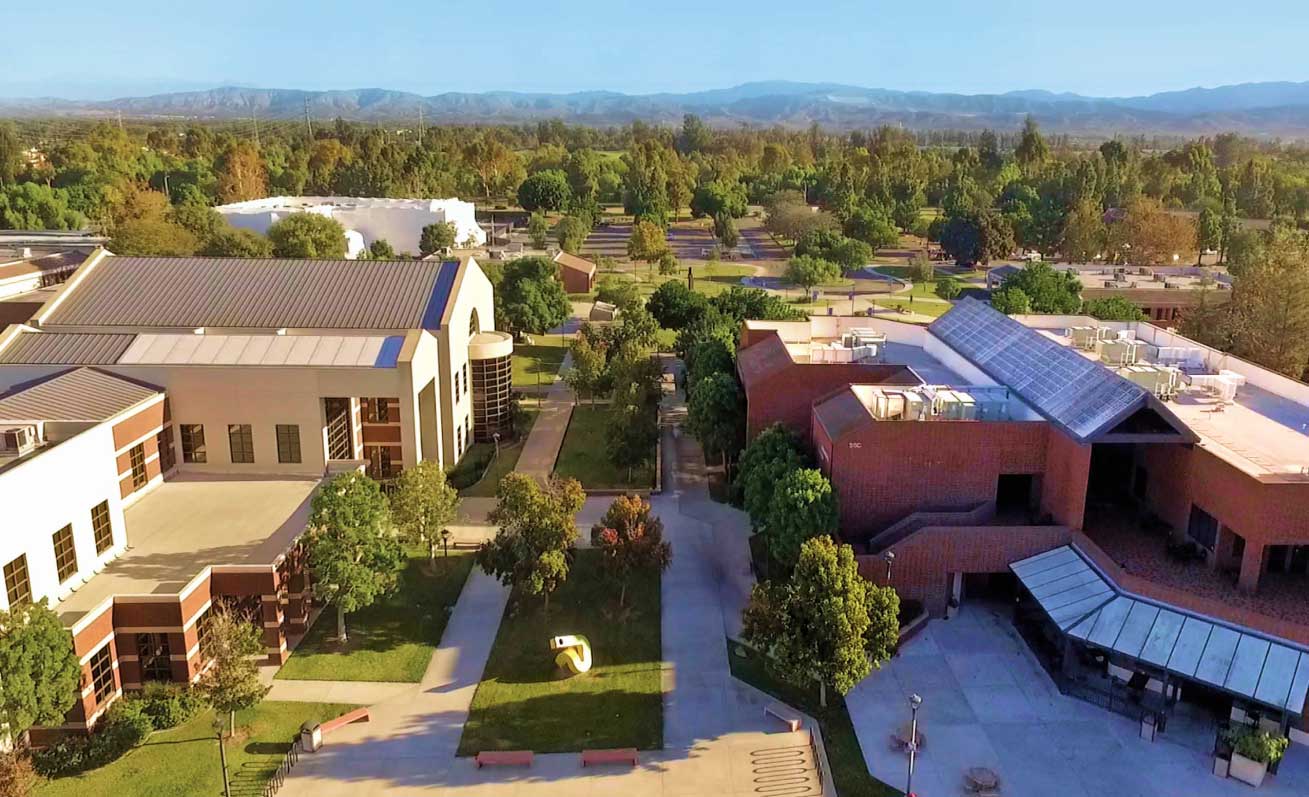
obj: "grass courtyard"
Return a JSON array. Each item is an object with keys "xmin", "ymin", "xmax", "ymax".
[
  {"xmin": 513, "ymin": 339, "xmax": 570, "ymax": 389},
  {"xmin": 457, "ymin": 409, "xmax": 540, "ymax": 497},
  {"xmin": 727, "ymin": 639, "xmax": 899, "ymax": 797},
  {"xmin": 457, "ymin": 549, "xmax": 663, "ymax": 754},
  {"xmin": 35, "ymin": 702, "xmax": 357, "ymax": 797},
  {"xmin": 275, "ymin": 548, "xmax": 475, "ymax": 682},
  {"xmin": 552, "ymin": 405, "xmax": 656, "ymax": 490}
]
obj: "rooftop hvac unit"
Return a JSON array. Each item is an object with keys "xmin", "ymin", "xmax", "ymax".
[
  {"xmin": 846, "ymin": 328, "xmax": 887, "ymax": 348},
  {"xmin": 1101, "ymin": 339, "xmax": 1142, "ymax": 366},
  {"xmin": 1217, "ymin": 370, "xmax": 1247, "ymax": 389},
  {"xmin": 0, "ymin": 425, "xmax": 38, "ymax": 456},
  {"xmin": 1118, "ymin": 365, "xmax": 1180, "ymax": 400},
  {"xmin": 1068, "ymin": 326, "xmax": 1101, "ymax": 351},
  {"xmin": 1187, "ymin": 373, "xmax": 1240, "ymax": 403},
  {"xmin": 934, "ymin": 390, "xmax": 978, "ymax": 420}
]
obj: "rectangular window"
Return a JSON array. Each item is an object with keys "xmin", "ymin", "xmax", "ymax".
[
  {"xmin": 366, "ymin": 446, "xmax": 395, "ymax": 480},
  {"xmin": 1188, "ymin": 505, "xmax": 1219, "ymax": 551},
  {"xmin": 136, "ymin": 633, "xmax": 172, "ymax": 682},
  {"xmin": 88, "ymin": 644, "xmax": 116, "ymax": 706},
  {"xmin": 228, "ymin": 424, "xmax": 254, "ymax": 464},
  {"xmin": 196, "ymin": 607, "xmax": 215, "ymax": 659},
  {"xmin": 129, "ymin": 443, "xmax": 147, "ymax": 489},
  {"xmin": 180, "ymin": 424, "xmax": 206, "ymax": 464},
  {"xmin": 3, "ymin": 555, "xmax": 31, "ymax": 606},
  {"xmin": 52, "ymin": 525, "xmax": 77, "ymax": 583},
  {"xmin": 91, "ymin": 500, "xmax": 114, "ymax": 555},
  {"xmin": 276, "ymin": 424, "xmax": 302, "ymax": 464},
  {"xmin": 462, "ymin": 363, "xmax": 469, "ymax": 399},
  {"xmin": 375, "ymin": 398, "xmax": 391, "ymax": 423}
]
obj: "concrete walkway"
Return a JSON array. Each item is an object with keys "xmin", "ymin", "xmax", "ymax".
[
  {"xmin": 267, "ymin": 679, "xmax": 414, "ymax": 705},
  {"xmin": 515, "ymin": 350, "xmax": 574, "ymax": 480}
]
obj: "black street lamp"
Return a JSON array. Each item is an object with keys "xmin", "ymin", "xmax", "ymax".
[
  {"xmin": 884, "ymin": 550, "xmax": 895, "ymax": 584},
  {"xmin": 440, "ymin": 528, "xmax": 451, "ymax": 558},
  {"xmin": 906, "ymin": 693, "xmax": 922, "ymax": 797}
]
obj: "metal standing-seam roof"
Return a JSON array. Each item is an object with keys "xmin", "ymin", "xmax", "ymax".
[
  {"xmin": 1011, "ymin": 546, "xmax": 1309, "ymax": 717},
  {"xmin": 0, "ymin": 368, "xmax": 161, "ymax": 422},
  {"xmin": 42, "ymin": 256, "xmax": 461, "ymax": 331},
  {"xmin": 929, "ymin": 299, "xmax": 1148, "ymax": 443},
  {"xmin": 117, "ymin": 333, "xmax": 405, "ymax": 368},
  {"xmin": 0, "ymin": 331, "xmax": 137, "ymax": 364}
]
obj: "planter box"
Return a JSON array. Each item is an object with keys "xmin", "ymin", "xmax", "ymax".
[{"xmin": 1230, "ymin": 752, "xmax": 1268, "ymax": 787}]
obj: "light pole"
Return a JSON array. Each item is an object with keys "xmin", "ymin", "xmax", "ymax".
[
  {"xmin": 884, "ymin": 550, "xmax": 895, "ymax": 585},
  {"xmin": 440, "ymin": 528, "xmax": 451, "ymax": 558},
  {"xmin": 906, "ymin": 693, "xmax": 922, "ymax": 797}
]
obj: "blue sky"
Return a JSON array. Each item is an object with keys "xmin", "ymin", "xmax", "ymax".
[{"xmin": 6, "ymin": 0, "xmax": 1309, "ymax": 99}]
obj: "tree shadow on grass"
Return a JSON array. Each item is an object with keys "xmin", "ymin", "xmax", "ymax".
[{"xmin": 457, "ymin": 687, "xmax": 663, "ymax": 755}]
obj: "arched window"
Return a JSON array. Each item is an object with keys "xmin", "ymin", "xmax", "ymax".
[{"xmin": 469, "ymin": 308, "xmax": 481, "ymax": 336}]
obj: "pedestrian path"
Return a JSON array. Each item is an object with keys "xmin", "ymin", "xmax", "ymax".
[
  {"xmin": 516, "ymin": 350, "xmax": 574, "ymax": 479},
  {"xmin": 266, "ymin": 679, "xmax": 413, "ymax": 705}
]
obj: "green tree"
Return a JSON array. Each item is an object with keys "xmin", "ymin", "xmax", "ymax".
[
  {"xmin": 110, "ymin": 218, "xmax": 201, "ymax": 256},
  {"xmin": 0, "ymin": 600, "xmax": 81, "ymax": 741},
  {"xmin": 0, "ymin": 183, "xmax": 84, "ymax": 230},
  {"xmin": 939, "ymin": 209, "xmax": 1014, "ymax": 266},
  {"xmin": 784, "ymin": 255, "xmax": 841, "ymax": 294},
  {"xmin": 1197, "ymin": 206, "xmax": 1223, "ymax": 262},
  {"xmin": 419, "ymin": 221, "xmax": 457, "ymax": 256},
  {"xmin": 764, "ymin": 468, "xmax": 839, "ymax": 569},
  {"xmin": 991, "ymin": 286, "xmax": 1032, "ymax": 314},
  {"xmin": 608, "ymin": 396, "xmax": 658, "ymax": 482},
  {"xmin": 304, "ymin": 472, "xmax": 405, "ymax": 642},
  {"xmin": 527, "ymin": 212, "xmax": 549, "ymax": 248},
  {"xmin": 565, "ymin": 333, "xmax": 607, "ymax": 405},
  {"xmin": 200, "ymin": 226, "xmax": 274, "ymax": 258},
  {"xmin": 0, "ymin": 122, "xmax": 21, "ymax": 185},
  {"xmin": 554, "ymin": 214, "xmax": 591, "ymax": 254},
  {"xmin": 691, "ymin": 180, "xmax": 747, "ymax": 219},
  {"xmin": 389, "ymin": 461, "xmax": 460, "ymax": 562},
  {"xmin": 478, "ymin": 474, "xmax": 586, "ymax": 612},
  {"xmin": 214, "ymin": 140, "xmax": 268, "ymax": 204},
  {"xmin": 498, "ymin": 256, "xmax": 572, "ymax": 335},
  {"xmin": 196, "ymin": 607, "xmax": 266, "ymax": 738},
  {"xmin": 590, "ymin": 495, "xmax": 672, "ymax": 607},
  {"xmin": 906, "ymin": 252, "xmax": 934, "ymax": 283},
  {"xmin": 742, "ymin": 536, "xmax": 889, "ymax": 707},
  {"xmin": 686, "ymin": 336, "xmax": 735, "ymax": 389},
  {"xmin": 709, "ymin": 285, "xmax": 805, "ymax": 323},
  {"xmin": 647, "ymin": 280, "xmax": 707, "ymax": 329},
  {"xmin": 627, "ymin": 219, "xmax": 668, "ymax": 263},
  {"xmin": 736, "ymin": 424, "xmax": 805, "ymax": 530},
  {"xmin": 1083, "ymin": 296, "xmax": 1146, "ymax": 321},
  {"xmin": 595, "ymin": 277, "xmax": 641, "ymax": 309},
  {"xmin": 657, "ymin": 250, "xmax": 679, "ymax": 276},
  {"xmin": 843, "ymin": 205, "xmax": 900, "ymax": 248},
  {"xmin": 934, "ymin": 275, "xmax": 963, "ymax": 301},
  {"xmin": 713, "ymin": 211, "xmax": 740, "ymax": 252},
  {"xmin": 1015, "ymin": 116, "xmax": 1049, "ymax": 173},
  {"xmin": 1226, "ymin": 227, "xmax": 1309, "ymax": 378},
  {"xmin": 517, "ymin": 169, "xmax": 571, "ymax": 212},
  {"xmin": 267, "ymin": 213, "xmax": 347, "ymax": 258},
  {"xmin": 686, "ymin": 371, "xmax": 745, "ymax": 471},
  {"xmin": 794, "ymin": 229, "xmax": 872, "ymax": 270},
  {"xmin": 996, "ymin": 261, "xmax": 1082, "ymax": 313},
  {"xmin": 367, "ymin": 239, "xmax": 397, "ymax": 259},
  {"xmin": 1060, "ymin": 198, "xmax": 1107, "ymax": 262}
]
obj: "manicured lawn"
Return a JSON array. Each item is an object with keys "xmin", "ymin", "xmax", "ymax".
[
  {"xmin": 458, "ymin": 410, "xmax": 539, "ymax": 497},
  {"xmin": 458, "ymin": 549, "xmax": 663, "ymax": 754},
  {"xmin": 513, "ymin": 341, "xmax": 569, "ymax": 389},
  {"xmin": 553, "ymin": 405, "xmax": 655, "ymax": 490},
  {"xmin": 35, "ymin": 702, "xmax": 357, "ymax": 797},
  {"xmin": 728, "ymin": 639, "xmax": 900, "ymax": 797},
  {"xmin": 275, "ymin": 548, "xmax": 474, "ymax": 682}
]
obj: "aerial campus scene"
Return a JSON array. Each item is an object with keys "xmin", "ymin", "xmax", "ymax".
[{"xmin": 1, "ymin": 3, "xmax": 1309, "ymax": 797}]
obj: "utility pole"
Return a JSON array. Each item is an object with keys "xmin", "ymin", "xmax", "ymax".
[{"xmin": 304, "ymin": 98, "xmax": 313, "ymax": 138}]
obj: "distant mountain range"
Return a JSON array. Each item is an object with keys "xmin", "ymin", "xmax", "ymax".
[{"xmin": 6, "ymin": 80, "xmax": 1309, "ymax": 136}]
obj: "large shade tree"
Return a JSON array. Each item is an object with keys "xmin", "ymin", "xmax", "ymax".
[
  {"xmin": 589, "ymin": 495, "xmax": 672, "ymax": 607},
  {"xmin": 389, "ymin": 461, "xmax": 461, "ymax": 562},
  {"xmin": 497, "ymin": 256, "xmax": 572, "ymax": 335},
  {"xmin": 0, "ymin": 601, "xmax": 81, "ymax": 742},
  {"xmin": 478, "ymin": 473, "xmax": 586, "ymax": 612},
  {"xmin": 267, "ymin": 213, "xmax": 348, "ymax": 258}
]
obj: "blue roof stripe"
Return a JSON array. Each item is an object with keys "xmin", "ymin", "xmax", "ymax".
[
  {"xmin": 419, "ymin": 261, "xmax": 460, "ymax": 330},
  {"xmin": 374, "ymin": 336, "xmax": 405, "ymax": 368}
]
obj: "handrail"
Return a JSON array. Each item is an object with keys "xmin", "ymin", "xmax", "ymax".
[{"xmin": 866, "ymin": 501, "xmax": 993, "ymax": 553}]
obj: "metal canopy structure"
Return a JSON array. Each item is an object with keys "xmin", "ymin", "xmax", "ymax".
[
  {"xmin": 928, "ymin": 299, "xmax": 1148, "ymax": 443},
  {"xmin": 1011, "ymin": 546, "xmax": 1309, "ymax": 717}
]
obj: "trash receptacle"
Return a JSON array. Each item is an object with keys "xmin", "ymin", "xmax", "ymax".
[
  {"xmin": 301, "ymin": 721, "xmax": 323, "ymax": 753},
  {"xmin": 1139, "ymin": 713, "xmax": 1157, "ymax": 742}
]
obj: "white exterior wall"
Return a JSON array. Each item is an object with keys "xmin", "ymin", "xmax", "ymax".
[
  {"xmin": 0, "ymin": 422, "xmax": 128, "ymax": 611},
  {"xmin": 436, "ymin": 259, "xmax": 497, "ymax": 464}
]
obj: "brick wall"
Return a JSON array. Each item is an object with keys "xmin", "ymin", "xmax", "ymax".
[
  {"xmin": 858, "ymin": 524, "xmax": 1072, "ymax": 616},
  {"xmin": 824, "ymin": 420, "xmax": 1049, "ymax": 537},
  {"xmin": 745, "ymin": 363, "xmax": 919, "ymax": 442},
  {"xmin": 1039, "ymin": 426, "xmax": 1091, "ymax": 530}
]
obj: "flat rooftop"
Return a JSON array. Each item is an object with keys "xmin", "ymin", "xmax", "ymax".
[
  {"xmin": 783, "ymin": 339, "xmax": 968, "ymax": 385},
  {"xmin": 56, "ymin": 475, "xmax": 319, "ymax": 624}
]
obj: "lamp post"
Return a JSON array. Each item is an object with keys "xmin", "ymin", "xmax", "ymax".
[
  {"xmin": 492, "ymin": 431, "xmax": 501, "ymax": 459},
  {"xmin": 884, "ymin": 550, "xmax": 895, "ymax": 585},
  {"xmin": 440, "ymin": 528, "xmax": 451, "ymax": 558},
  {"xmin": 906, "ymin": 693, "xmax": 922, "ymax": 796}
]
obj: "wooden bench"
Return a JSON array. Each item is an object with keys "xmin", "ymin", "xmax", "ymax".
[
  {"xmin": 475, "ymin": 750, "xmax": 534, "ymax": 768},
  {"xmin": 319, "ymin": 707, "xmax": 370, "ymax": 735},
  {"xmin": 581, "ymin": 748, "xmax": 639, "ymax": 767},
  {"xmin": 764, "ymin": 701, "xmax": 803, "ymax": 732}
]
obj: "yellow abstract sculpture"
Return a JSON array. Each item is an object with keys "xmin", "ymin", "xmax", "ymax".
[{"xmin": 550, "ymin": 634, "xmax": 593, "ymax": 674}]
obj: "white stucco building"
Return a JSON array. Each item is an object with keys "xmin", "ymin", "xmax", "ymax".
[{"xmin": 215, "ymin": 196, "xmax": 486, "ymax": 257}]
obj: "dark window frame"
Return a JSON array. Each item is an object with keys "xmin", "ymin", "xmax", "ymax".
[
  {"xmin": 180, "ymin": 424, "xmax": 207, "ymax": 464},
  {"xmin": 3, "ymin": 554, "xmax": 31, "ymax": 606},
  {"xmin": 91, "ymin": 500, "xmax": 114, "ymax": 555},
  {"xmin": 228, "ymin": 424, "xmax": 254, "ymax": 464},
  {"xmin": 88, "ymin": 644, "xmax": 116, "ymax": 706},
  {"xmin": 276, "ymin": 424, "xmax": 302, "ymax": 464},
  {"xmin": 129, "ymin": 443, "xmax": 147, "ymax": 489},
  {"xmin": 136, "ymin": 633, "xmax": 172, "ymax": 682},
  {"xmin": 52, "ymin": 525, "xmax": 78, "ymax": 583}
]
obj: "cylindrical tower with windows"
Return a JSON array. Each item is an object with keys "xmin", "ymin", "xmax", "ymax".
[{"xmin": 468, "ymin": 330, "xmax": 514, "ymax": 442}]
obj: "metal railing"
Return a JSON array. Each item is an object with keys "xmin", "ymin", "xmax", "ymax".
[{"xmin": 262, "ymin": 736, "xmax": 302, "ymax": 797}]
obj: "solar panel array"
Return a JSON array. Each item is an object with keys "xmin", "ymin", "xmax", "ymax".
[
  {"xmin": 929, "ymin": 299, "xmax": 1147, "ymax": 442},
  {"xmin": 1012, "ymin": 546, "xmax": 1309, "ymax": 717}
]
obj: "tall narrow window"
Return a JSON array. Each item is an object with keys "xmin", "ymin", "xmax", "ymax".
[
  {"xmin": 52, "ymin": 525, "xmax": 77, "ymax": 583},
  {"xmin": 3, "ymin": 555, "xmax": 31, "ymax": 606},
  {"xmin": 88, "ymin": 645, "xmax": 116, "ymax": 706},
  {"xmin": 374, "ymin": 398, "xmax": 391, "ymax": 423},
  {"xmin": 276, "ymin": 424, "xmax": 302, "ymax": 464},
  {"xmin": 157, "ymin": 428, "xmax": 176, "ymax": 472},
  {"xmin": 228, "ymin": 424, "xmax": 254, "ymax": 464},
  {"xmin": 129, "ymin": 443, "xmax": 147, "ymax": 489},
  {"xmin": 91, "ymin": 500, "xmax": 114, "ymax": 554},
  {"xmin": 180, "ymin": 424, "xmax": 206, "ymax": 463}
]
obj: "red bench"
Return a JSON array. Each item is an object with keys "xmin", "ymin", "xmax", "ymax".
[
  {"xmin": 319, "ymin": 708, "xmax": 370, "ymax": 735},
  {"xmin": 581, "ymin": 748, "xmax": 639, "ymax": 767},
  {"xmin": 475, "ymin": 750, "xmax": 534, "ymax": 768}
]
